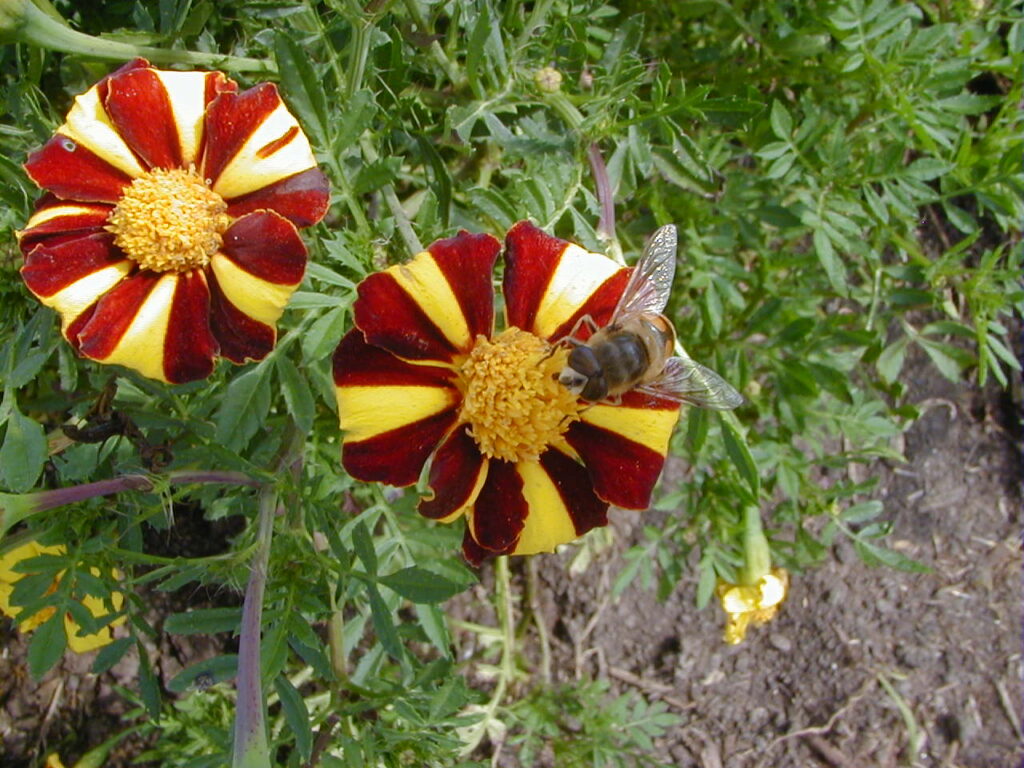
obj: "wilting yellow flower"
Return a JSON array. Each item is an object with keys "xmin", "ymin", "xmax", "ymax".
[
  {"xmin": 0, "ymin": 540, "xmax": 125, "ymax": 653},
  {"xmin": 716, "ymin": 567, "xmax": 789, "ymax": 645}
]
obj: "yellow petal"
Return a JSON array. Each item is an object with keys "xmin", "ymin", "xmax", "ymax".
[
  {"xmin": 532, "ymin": 243, "xmax": 621, "ymax": 340},
  {"xmin": 337, "ymin": 385, "xmax": 458, "ymax": 442},
  {"xmin": 59, "ymin": 87, "xmax": 145, "ymax": 179},
  {"xmin": 580, "ymin": 401, "xmax": 679, "ymax": 455},
  {"xmin": 209, "ymin": 252, "xmax": 297, "ymax": 326},
  {"xmin": 510, "ymin": 460, "xmax": 579, "ymax": 556},
  {"xmin": 211, "ymin": 102, "xmax": 317, "ymax": 199},
  {"xmin": 152, "ymin": 69, "xmax": 215, "ymax": 168},
  {"xmin": 94, "ymin": 273, "xmax": 176, "ymax": 382},
  {"xmin": 41, "ymin": 262, "xmax": 134, "ymax": 334},
  {"xmin": 387, "ymin": 250, "xmax": 473, "ymax": 352}
]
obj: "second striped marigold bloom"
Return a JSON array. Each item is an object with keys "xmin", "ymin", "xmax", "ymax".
[
  {"xmin": 17, "ymin": 58, "xmax": 330, "ymax": 383},
  {"xmin": 333, "ymin": 222, "xmax": 682, "ymax": 564}
]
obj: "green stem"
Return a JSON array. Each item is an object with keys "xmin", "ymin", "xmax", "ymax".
[
  {"xmin": 458, "ymin": 555, "xmax": 516, "ymax": 757},
  {"xmin": 360, "ymin": 137, "xmax": 423, "ymax": 253},
  {"xmin": 2, "ymin": 0, "xmax": 274, "ymax": 73},
  {"xmin": 740, "ymin": 506, "xmax": 771, "ymax": 586}
]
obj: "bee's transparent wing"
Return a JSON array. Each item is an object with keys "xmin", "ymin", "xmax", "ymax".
[
  {"xmin": 638, "ymin": 355, "xmax": 745, "ymax": 410},
  {"xmin": 611, "ymin": 224, "xmax": 678, "ymax": 321}
]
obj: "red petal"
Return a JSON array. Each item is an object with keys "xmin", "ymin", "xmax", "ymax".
[
  {"xmin": 226, "ymin": 167, "xmax": 330, "ymax": 227},
  {"xmin": 103, "ymin": 67, "xmax": 181, "ymax": 170},
  {"xmin": 221, "ymin": 211, "xmax": 307, "ymax": 285},
  {"xmin": 502, "ymin": 220, "xmax": 563, "ymax": 332},
  {"xmin": 424, "ymin": 231, "xmax": 499, "ymax": 342},
  {"xmin": 332, "ymin": 329, "xmax": 455, "ymax": 389},
  {"xmin": 467, "ymin": 460, "xmax": 527, "ymax": 553},
  {"xmin": 20, "ymin": 233, "xmax": 123, "ymax": 298},
  {"xmin": 18, "ymin": 196, "xmax": 112, "ymax": 251},
  {"xmin": 547, "ymin": 268, "xmax": 630, "ymax": 342},
  {"xmin": 538, "ymin": 448, "xmax": 609, "ymax": 536},
  {"xmin": 207, "ymin": 270, "xmax": 276, "ymax": 364},
  {"xmin": 76, "ymin": 272, "xmax": 161, "ymax": 359},
  {"xmin": 353, "ymin": 270, "xmax": 459, "ymax": 363},
  {"xmin": 341, "ymin": 409, "xmax": 458, "ymax": 487},
  {"xmin": 461, "ymin": 532, "xmax": 490, "ymax": 566},
  {"xmin": 202, "ymin": 83, "xmax": 282, "ymax": 189},
  {"xmin": 163, "ymin": 270, "xmax": 217, "ymax": 383},
  {"xmin": 503, "ymin": 220, "xmax": 629, "ymax": 341},
  {"xmin": 565, "ymin": 418, "xmax": 668, "ymax": 510},
  {"xmin": 419, "ymin": 426, "xmax": 486, "ymax": 520},
  {"xmin": 24, "ymin": 134, "xmax": 132, "ymax": 204}
]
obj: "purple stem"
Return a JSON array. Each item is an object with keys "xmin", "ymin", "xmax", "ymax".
[
  {"xmin": 27, "ymin": 471, "xmax": 261, "ymax": 513},
  {"xmin": 587, "ymin": 142, "xmax": 616, "ymax": 242}
]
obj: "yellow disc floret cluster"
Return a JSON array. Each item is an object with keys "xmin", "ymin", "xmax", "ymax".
[
  {"xmin": 106, "ymin": 167, "xmax": 229, "ymax": 273},
  {"xmin": 458, "ymin": 327, "xmax": 580, "ymax": 464}
]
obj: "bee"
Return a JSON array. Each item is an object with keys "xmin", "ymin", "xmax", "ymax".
[{"xmin": 558, "ymin": 224, "xmax": 744, "ymax": 409}]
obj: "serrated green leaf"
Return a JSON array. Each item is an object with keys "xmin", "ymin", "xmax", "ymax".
[
  {"xmin": 769, "ymin": 100, "xmax": 793, "ymax": 139},
  {"xmin": 274, "ymin": 675, "xmax": 313, "ymax": 761},
  {"xmin": 0, "ymin": 399, "xmax": 47, "ymax": 492},
  {"xmin": 276, "ymin": 355, "xmax": 315, "ymax": 433},
  {"xmin": 274, "ymin": 32, "xmax": 328, "ymax": 147},
  {"xmin": 379, "ymin": 566, "xmax": 464, "ymax": 604},
  {"xmin": 351, "ymin": 520, "xmax": 377, "ymax": 575},
  {"xmin": 367, "ymin": 584, "xmax": 402, "ymax": 660},
  {"xmin": 719, "ymin": 415, "xmax": 760, "ymax": 497},
  {"xmin": 164, "ymin": 607, "xmax": 241, "ymax": 635},
  {"xmin": 854, "ymin": 540, "xmax": 930, "ymax": 573},
  {"xmin": 28, "ymin": 614, "xmax": 66, "ymax": 678},
  {"xmin": 92, "ymin": 636, "xmax": 134, "ymax": 675},
  {"xmin": 813, "ymin": 228, "xmax": 848, "ymax": 295},
  {"xmin": 214, "ymin": 364, "xmax": 272, "ymax": 450}
]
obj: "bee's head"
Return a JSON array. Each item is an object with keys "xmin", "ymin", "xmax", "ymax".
[
  {"xmin": 558, "ymin": 366, "xmax": 587, "ymax": 395},
  {"xmin": 559, "ymin": 346, "xmax": 606, "ymax": 400}
]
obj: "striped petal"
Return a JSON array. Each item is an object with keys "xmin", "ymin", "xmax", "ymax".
[
  {"xmin": 20, "ymin": 234, "xmax": 133, "ymax": 335},
  {"xmin": 465, "ymin": 460, "xmax": 527, "ymax": 554},
  {"xmin": 23, "ymin": 133, "xmax": 134, "ymax": 204},
  {"xmin": 418, "ymin": 425, "xmax": 488, "ymax": 522},
  {"xmin": 226, "ymin": 167, "xmax": 331, "ymax": 227},
  {"xmin": 17, "ymin": 196, "xmax": 112, "ymax": 251},
  {"xmin": 75, "ymin": 271, "xmax": 218, "ymax": 383},
  {"xmin": 503, "ymin": 220, "xmax": 629, "ymax": 342},
  {"xmin": 354, "ymin": 232, "xmax": 499, "ymax": 363},
  {"xmin": 333, "ymin": 330, "xmax": 460, "ymax": 486},
  {"xmin": 565, "ymin": 390, "xmax": 681, "ymax": 509},
  {"xmin": 203, "ymin": 83, "xmax": 318, "ymax": 200},
  {"xmin": 206, "ymin": 210, "xmax": 307, "ymax": 363},
  {"xmin": 459, "ymin": 449, "xmax": 609, "ymax": 564}
]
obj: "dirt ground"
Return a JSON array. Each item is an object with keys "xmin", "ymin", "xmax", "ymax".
[
  {"xmin": 527, "ymin": 349, "xmax": 1022, "ymax": 767},
  {"xmin": 1, "ymin": 348, "xmax": 1020, "ymax": 767}
]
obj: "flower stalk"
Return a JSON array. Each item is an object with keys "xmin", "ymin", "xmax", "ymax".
[{"xmin": 0, "ymin": 0, "xmax": 274, "ymax": 73}]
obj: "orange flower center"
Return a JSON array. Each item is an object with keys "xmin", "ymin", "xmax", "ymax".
[
  {"xmin": 457, "ymin": 328, "xmax": 581, "ymax": 464},
  {"xmin": 106, "ymin": 168, "xmax": 229, "ymax": 273}
]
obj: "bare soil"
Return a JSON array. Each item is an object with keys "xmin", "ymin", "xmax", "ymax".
[{"xmin": 526, "ymin": 350, "xmax": 1022, "ymax": 767}]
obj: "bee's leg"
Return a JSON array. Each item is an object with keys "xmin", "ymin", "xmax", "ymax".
[
  {"xmin": 562, "ymin": 313, "xmax": 600, "ymax": 344},
  {"xmin": 603, "ymin": 394, "xmax": 623, "ymax": 406}
]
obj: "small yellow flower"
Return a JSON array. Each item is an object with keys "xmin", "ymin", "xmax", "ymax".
[
  {"xmin": 45, "ymin": 755, "xmax": 67, "ymax": 768},
  {"xmin": 0, "ymin": 541, "xmax": 125, "ymax": 653},
  {"xmin": 716, "ymin": 567, "xmax": 789, "ymax": 645}
]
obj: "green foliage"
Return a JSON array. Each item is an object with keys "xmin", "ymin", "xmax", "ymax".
[
  {"xmin": 0, "ymin": 0, "xmax": 1020, "ymax": 764},
  {"xmin": 506, "ymin": 679, "xmax": 682, "ymax": 767}
]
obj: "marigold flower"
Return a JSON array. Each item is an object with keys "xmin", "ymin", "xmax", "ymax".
[
  {"xmin": 332, "ymin": 222, "xmax": 682, "ymax": 564},
  {"xmin": 17, "ymin": 58, "xmax": 329, "ymax": 383},
  {"xmin": 716, "ymin": 567, "xmax": 789, "ymax": 645},
  {"xmin": 0, "ymin": 540, "xmax": 126, "ymax": 653}
]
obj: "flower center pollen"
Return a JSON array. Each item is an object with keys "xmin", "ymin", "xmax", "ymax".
[
  {"xmin": 458, "ymin": 328, "xmax": 581, "ymax": 464},
  {"xmin": 106, "ymin": 168, "xmax": 229, "ymax": 273}
]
